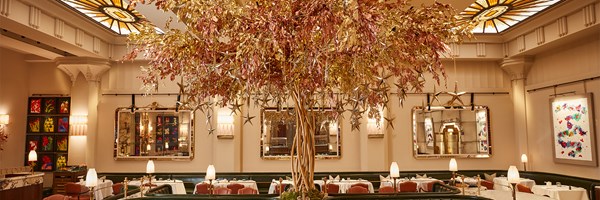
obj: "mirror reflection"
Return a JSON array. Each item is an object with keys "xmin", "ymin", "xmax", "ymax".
[
  {"xmin": 412, "ymin": 106, "xmax": 491, "ymax": 159},
  {"xmin": 260, "ymin": 108, "xmax": 341, "ymax": 159},
  {"xmin": 114, "ymin": 106, "xmax": 194, "ymax": 160}
]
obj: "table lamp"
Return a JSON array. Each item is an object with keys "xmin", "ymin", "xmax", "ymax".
[
  {"xmin": 389, "ymin": 162, "xmax": 400, "ymax": 193},
  {"xmin": 507, "ymin": 165, "xmax": 520, "ymax": 200},
  {"xmin": 206, "ymin": 165, "xmax": 216, "ymax": 194},
  {"xmin": 85, "ymin": 168, "xmax": 98, "ymax": 200},
  {"xmin": 520, "ymin": 154, "xmax": 528, "ymax": 171},
  {"xmin": 28, "ymin": 150, "xmax": 37, "ymax": 174},
  {"xmin": 146, "ymin": 160, "xmax": 156, "ymax": 188},
  {"xmin": 449, "ymin": 158, "xmax": 458, "ymax": 186}
]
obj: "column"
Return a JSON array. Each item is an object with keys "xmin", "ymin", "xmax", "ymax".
[
  {"xmin": 501, "ymin": 57, "xmax": 533, "ymax": 169},
  {"xmin": 56, "ymin": 57, "xmax": 110, "ymax": 167}
]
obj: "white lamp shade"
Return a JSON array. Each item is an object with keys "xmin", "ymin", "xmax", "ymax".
[
  {"xmin": 146, "ymin": 144, "xmax": 151, "ymax": 151},
  {"xmin": 521, "ymin": 154, "xmax": 528, "ymax": 163},
  {"xmin": 85, "ymin": 168, "xmax": 98, "ymax": 187},
  {"xmin": 449, "ymin": 158, "xmax": 458, "ymax": 172},
  {"xmin": 507, "ymin": 165, "xmax": 520, "ymax": 183},
  {"xmin": 165, "ymin": 142, "xmax": 169, "ymax": 149},
  {"xmin": 206, "ymin": 165, "xmax": 216, "ymax": 180},
  {"xmin": 28, "ymin": 150, "xmax": 37, "ymax": 161},
  {"xmin": 389, "ymin": 162, "xmax": 400, "ymax": 178},
  {"xmin": 0, "ymin": 114, "xmax": 9, "ymax": 124},
  {"xmin": 146, "ymin": 160, "xmax": 155, "ymax": 174}
]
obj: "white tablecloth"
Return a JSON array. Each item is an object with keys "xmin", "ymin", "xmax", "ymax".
[
  {"xmin": 128, "ymin": 179, "xmax": 186, "ymax": 194},
  {"xmin": 532, "ymin": 185, "xmax": 589, "ymax": 200},
  {"xmin": 480, "ymin": 190, "xmax": 553, "ymax": 200},
  {"xmin": 194, "ymin": 180, "xmax": 259, "ymax": 194},
  {"xmin": 79, "ymin": 179, "xmax": 113, "ymax": 200},
  {"xmin": 267, "ymin": 179, "xmax": 375, "ymax": 194},
  {"xmin": 493, "ymin": 177, "xmax": 536, "ymax": 191},
  {"xmin": 380, "ymin": 178, "xmax": 439, "ymax": 192}
]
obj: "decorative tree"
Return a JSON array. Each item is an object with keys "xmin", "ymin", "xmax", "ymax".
[{"xmin": 126, "ymin": 0, "xmax": 472, "ymax": 198}]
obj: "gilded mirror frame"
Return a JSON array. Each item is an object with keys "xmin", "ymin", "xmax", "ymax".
[
  {"xmin": 412, "ymin": 105, "xmax": 491, "ymax": 159},
  {"xmin": 260, "ymin": 107, "xmax": 342, "ymax": 160},
  {"xmin": 113, "ymin": 105, "xmax": 195, "ymax": 161}
]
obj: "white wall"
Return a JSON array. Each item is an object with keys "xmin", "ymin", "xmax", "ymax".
[{"xmin": 525, "ymin": 34, "xmax": 600, "ymax": 178}]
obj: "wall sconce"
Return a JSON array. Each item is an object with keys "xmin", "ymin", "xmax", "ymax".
[
  {"xmin": 70, "ymin": 115, "xmax": 88, "ymax": 136},
  {"xmin": 217, "ymin": 112, "xmax": 234, "ymax": 139},
  {"xmin": 0, "ymin": 114, "xmax": 9, "ymax": 151}
]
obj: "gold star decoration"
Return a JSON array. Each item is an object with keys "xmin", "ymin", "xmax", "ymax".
[
  {"xmin": 229, "ymin": 100, "xmax": 243, "ymax": 115},
  {"xmin": 445, "ymin": 82, "xmax": 467, "ymax": 107},
  {"xmin": 244, "ymin": 113, "xmax": 255, "ymax": 125}
]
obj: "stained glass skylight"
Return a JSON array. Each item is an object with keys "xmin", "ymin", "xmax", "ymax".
[
  {"xmin": 461, "ymin": 0, "xmax": 563, "ymax": 33},
  {"xmin": 58, "ymin": 0, "xmax": 159, "ymax": 35}
]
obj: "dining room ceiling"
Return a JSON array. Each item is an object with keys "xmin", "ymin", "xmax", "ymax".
[{"xmin": 56, "ymin": 0, "xmax": 564, "ymax": 35}]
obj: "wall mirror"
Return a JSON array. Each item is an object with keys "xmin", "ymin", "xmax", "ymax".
[
  {"xmin": 412, "ymin": 106, "xmax": 491, "ymax": 159},
  {"xmin": 114, "ymin": 104, "xmax": 194, "ymax": 161},
  {"xmin": 260, "ymin": 108, "xmax": 341, "ymax": 160}
]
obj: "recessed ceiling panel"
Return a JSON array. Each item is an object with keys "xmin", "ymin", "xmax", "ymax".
[
  {"xmin": 461, "ymin": 0, "xmax": 563, "ymax": 33},
  {"xmin": 58, "ymin": 0, "xmax": 159, "ymax": 35}
]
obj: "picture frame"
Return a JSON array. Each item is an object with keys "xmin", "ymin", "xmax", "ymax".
[
  {"xmin": 550, "ymin": 93, "xmax": 597, "ymax": 166},
  {"xmin": 57, "ymin": 116, "xmax": 69, "ymax": 133},
  {"xmin": 39, "ymin": 135, "xmax": 54, "ymax": 152},
  {"xmin": 42, "ymin": 116, "xmax": 56, "ymax": 133},
  {"xmin": 55, "ymin": 154, "xmax": 68, "ymax": 170},
  {"xmin": 29, "ymin": 98, "xmax": 42, "ymax": 114},
  {"xmin": 43, "ymin": 98, "xmax": 57, "ymax": 114},
  {"xmin": 27, "ymin": 117, "xmax": 42, "ymax": 133},
  {"xmin": 55, "ymin": 136, "xmax": 68, "ymax": 152},
  {"xmin": 25, "ymin": 135, "xmax": 40, "ymax": 151},
  {"xmin": 39, "ymin": 153, "xmax": 55, "ymax": 171},
  {"xmin": 57, "ymin": 98, "xmax": 70, "ymax": 114}
]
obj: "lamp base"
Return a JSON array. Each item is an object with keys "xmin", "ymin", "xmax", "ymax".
[{"xmin": 511, "ymin": 183, "xmax": 517, "ymax": 200}]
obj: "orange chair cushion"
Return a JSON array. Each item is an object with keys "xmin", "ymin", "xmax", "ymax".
[
  {"xmin": 378, "ymin": 186, "xmax": 395, "ymax": 193},
  {"xmin": 399, "ymin": 181, "xmax": 418, "ymax": 192},
  {"xmin": 238, "ymin": 187, "xmax": 258, "ymax": 194},
  {"xmin": 347, "ymin": 185, "xmax": 369, "ymax": 194}
]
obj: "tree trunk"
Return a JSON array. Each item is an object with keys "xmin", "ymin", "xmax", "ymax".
[{"xmin": 290, "ymin": 90, "xmax": 316, "ymax": 199}]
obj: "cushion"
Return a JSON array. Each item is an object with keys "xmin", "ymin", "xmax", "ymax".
[
  {"xmin": 484, "ymin": 173, "xmax": 496, "ymax": 181},
  {"xmin": 329, "ymin": 175, "xmax": 340, "ymax": 181},
  {"xmin": 379, "ymin": 175, "xmax": 390, "ymax": 182}
]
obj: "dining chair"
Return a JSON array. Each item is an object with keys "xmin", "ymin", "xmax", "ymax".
[
  {"xmin": 378, "ymin": 186, "xmax": 395, "ymax": 193},
  {"xmin": 346, "ymin": 185, "xmax": 369, "ymax": 194},
  {"xmin": 64, "ymin": 182, "xmax": 90, "ymax": 200},
  {"xmin": 275, "ymin": 183, "xmax": 289, "ymax": 194},
  {"xmin": 43, "ymin": 194, "xmax": 68, "ymax": 200},
  {"xmin": 112, "ymin": 182, "xmax": 124, "ymax": 195},
  {"xmin": 351, "ymin": 183, "xmax": 369, "ymax": 189},
  {"xmin": 480, "ymin": 180, "xmax": 494, "ymax": 190},
  {"xmin": 227, "ymin": 183, "xmax": 245, "ymax": 194},
  {"xmin": 516, "ymin": 184, "xmax": 533, "ymax": 193},
  {"xmin": 213, "ymin": 187, "xmax": 232, "ymax": 194},
  {"xmin": 399, "ymin": 181, "xmax": 418, "ymax": 192},
  {"xmin": 323, "ymin": 184, "xmax": 339, "ymax": 194},
  {"xmin": 194, "ymin": 183, "xmax": 210, "ymax": 194},
  {"xmin": 423, "ymin": 180, "xmax": 444, "ymax": 192},
  {"xmin": 238, "ymin": 187, "xmax": 258, "ymax": 194}
]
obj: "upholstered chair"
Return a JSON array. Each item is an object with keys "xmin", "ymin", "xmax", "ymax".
[
  {"xmin": 399, "ymin": 181, "xmax": 418, "ymax": 192},
  {"xmin": 237, "ymin": 187, "xmax": 258, "ymax": 194},
  {"xmin": 213, "ymin": 187, "xmax": 232, "ymax": 194},
  {"xmin": 111, "ymin": 182, "xmax": 124, "ymax": 195},
  {"xmin": 516, "ymin": 184, "xmax": 533, "ymax": 193},
  {"xmin": 378, "ymin": 186, "xmax": 395, "ymax": 193},
  {"xmin": 194, "ymin": 183, "xmax": 210, "ymax": 194},
  {"xmin": 274, "ymin": 184, "xmax": 289, "ymax": 194},
  {"xmin": 423, "ymin": 180, "xmax": 445, "ymax": 192},
  {"xmin": 346, "ymin": 185, "xmax": 369, "ymax": 194},
  {"xmin": 480, "ymin": 180, "xmax": 494, "ymax": 190},
  {"xmin": 351, "ymin": 183, "xmax": 369, "ymax": 189},
  {"xmin": 64, "ymin": 182, "xmax": 90, "ymax": 200},
  {"xmin": 43, "ymin": 194, "xmax": 68, "ymax": 200},
  {"xmin": 226, "ymin": 183, "xmax": 245, "ymax": 194},
  {"xmin": 323, "ymin": 184, "xmax": 340, "ymax": 194}
]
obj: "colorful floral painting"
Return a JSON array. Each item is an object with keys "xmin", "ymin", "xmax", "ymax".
[
  {"xmin": 27, "ymin": 117, "xmax": 41, "ymax": 133},
  {"xmin": 43, "ymin": 117, "xmax": 55, "ymax": 132},
  {"xmin": 476, "ymin": 110, "xmax": 489, "ymax": 153},
  {"xmin": 40, "ymin": 136, "xmax": 54, "ymax": 151},
  {"xmin": 43, "ymin": 98, "xmax": 56, "ymax": 114},
  {"xmin": 26, "ymin": 136, "xmax": 40, "ymax": 151},
  {"xmin": 551, "ymin": 94, "xmax": 597, "ymax": 166},
  {"xmin": 58, "ymin": 117, "xmax": 69, "ymax": 133},
  {"xmin": 56, "ymin": 154, "xmax": 67, "ymax": 170},
  {"xmin": 56, "ymin": 136, "xmax": 68, "ymax": 152},
  {"xmin": 40, "ymin": 154, "xmax": 55, "ymax": 171},
  {"xmin": 58, "ymin": 98, "xmax": 70, "ymax": 114},
  {"xmin": 29, "ymin": 98, "xmax": 42, "ymax": 114}
]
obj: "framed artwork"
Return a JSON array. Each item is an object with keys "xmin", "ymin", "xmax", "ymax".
[
  {"xmin": 57, "ymin": 98, "xmax": 70, "ymax": 114},
  {"xmin": 29, "ymin": 98, "xmax": 42, "ymax": 114},
  {"xmin": 57, "ymin": 117, "xmax": 69, "ymax": 133},
  {"xmin": 39, "ymin": 153, "xmax": 55, "ymax": 171},
  {"xmin": 55, "ymin": 136, "xmax": 68, "ymax": 152},
  {"xmin": 42, "ymin": 117, "xmax": 56, "ymax": 133},
  {"xmin": 550, "ymin": 94, "xmax": 597, "ymax": 166},
  {"xmin": 26, "ymin": 135, "xmax": 40, "ymax": 151},
  {"xmin": 43, "ymin": 98, "xmax": 56, "ymax": 114},
  {"xmin": 40, "ymin": 135, "xmax": 54, "ymax": 152},
  {"xmin": 27, "ymin": 117, "xmax": 41, "ymax": 133},
  {"xmin": 55, "ymin": 154, "xmax": 68, "ymax": 170}
]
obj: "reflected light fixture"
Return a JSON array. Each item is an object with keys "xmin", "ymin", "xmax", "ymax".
[
  {"xmin": 449, "ymin": 158, "xmax": 458, "ymax": 186},
  {"xmin": 390, "ymin": 162, "xmax": 400, "ymax": 193},
  {"xmin": 520, "ymin": 154, "xmax": 528, "ymax": 171},
  {"xmin": 0, "ymin": 114, "xmax": 9, "ymax": 151}
]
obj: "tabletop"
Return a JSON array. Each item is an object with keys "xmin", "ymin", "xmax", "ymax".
[
  {"xmin": 532, "ymin": 185, "xmax": 589, "ymax": 200},
  {"xmin": 493, "ymin": 177, "xmax": 536, "ymax": 191}
]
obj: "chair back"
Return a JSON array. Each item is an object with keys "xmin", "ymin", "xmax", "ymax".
[
  {"xmin": 323, "ymin": 184, "xmax": 340, "ymax": 194},
  {"xmin": 516, "ymin": 184, "xmax": 533, "ymax": 193},
  {"xmin": 195, "ymin": 183, "xmax": 210, "ymax": 194},
  {"xmin": 275, "ymin": 184, "xmax": 288, "ymax": 194},
  {"xmin": 238, "ymin": 187, "xmax": 258, "ymax": 194},
  {"xmin": 112, "ymin": 183, "xmax": 124, "ymax": 195},
  {"xmin": 64, "ymin": 182, "xmax": 89, "ymax": 196},
  {"xmin": 480, "ymin": 180, "xmax": 494, "ymax": 190},
  {"xmin": 424, "ymin": 180, "xmax": 444, "ymax": 192},
  {"xmin": 378, "ymin": 186, "xmax": 395, "ymax": 193},
  {"xmin": 227, "ymin": 183, "xmax": 245, "ymax": 194},
  {"xmin": 43, "ymin": 194, "xmax": 67, "ymax": 200},
  {"xmin": 399, "ymin": 181, "xmax": 418, "ymax": 192},
  {"xmin": 213, "ymin": 187, "xmax": 232, "ymax": 194},
  {"xmin": 347, "ymin": 185, "xmax": 369, "ymax": 194},
  {"xmin": 351, "ymin": 183, "xmax": 369, "ymax": 189}
]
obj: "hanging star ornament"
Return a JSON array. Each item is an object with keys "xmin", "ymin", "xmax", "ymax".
[
  {"xmin": 445, "ymin": 82, "xmax": 467, "ymax": 107},
  {"xmin": 243, "ymin": 113, "xmax": 255, "ymax": 125}
]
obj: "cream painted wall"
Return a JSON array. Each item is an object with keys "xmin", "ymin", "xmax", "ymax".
[{"xmin": 525, "ymin": 34, "xmax": 600, "ymax": 178}]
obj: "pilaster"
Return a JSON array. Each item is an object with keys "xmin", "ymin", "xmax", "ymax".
[{"xmin": 501, "ymin": 57, "xmax": 533, "ymax": 170}]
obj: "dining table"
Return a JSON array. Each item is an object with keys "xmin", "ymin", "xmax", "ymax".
[
  {"xmin": 493, "ymin": 177, "xmax": 536, "ymax": 191},
  {"xmin": 78, "ymin": 179, "xmax": 113, "ymax": 200},
  {"xmin": 480, "ymin": 190, "xmax": 554, "ymax": 200},
  {"xmin": 268, "ymin": 179, "xmax": 375, "ymax": 194},
  {"xmin": 380, "ymin": 177, "xmax": 440, "ymax": 192},
  {"xmin": 195, "ymin": 179, "xmax": 260, "ymax": 194},
  {"xmin": 128, "ymin": 179, "xmax": 187, "ymax": 194},
  {"xmin": 532, "ymin": 185, "xmax": 589, "ymax": 200}
]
